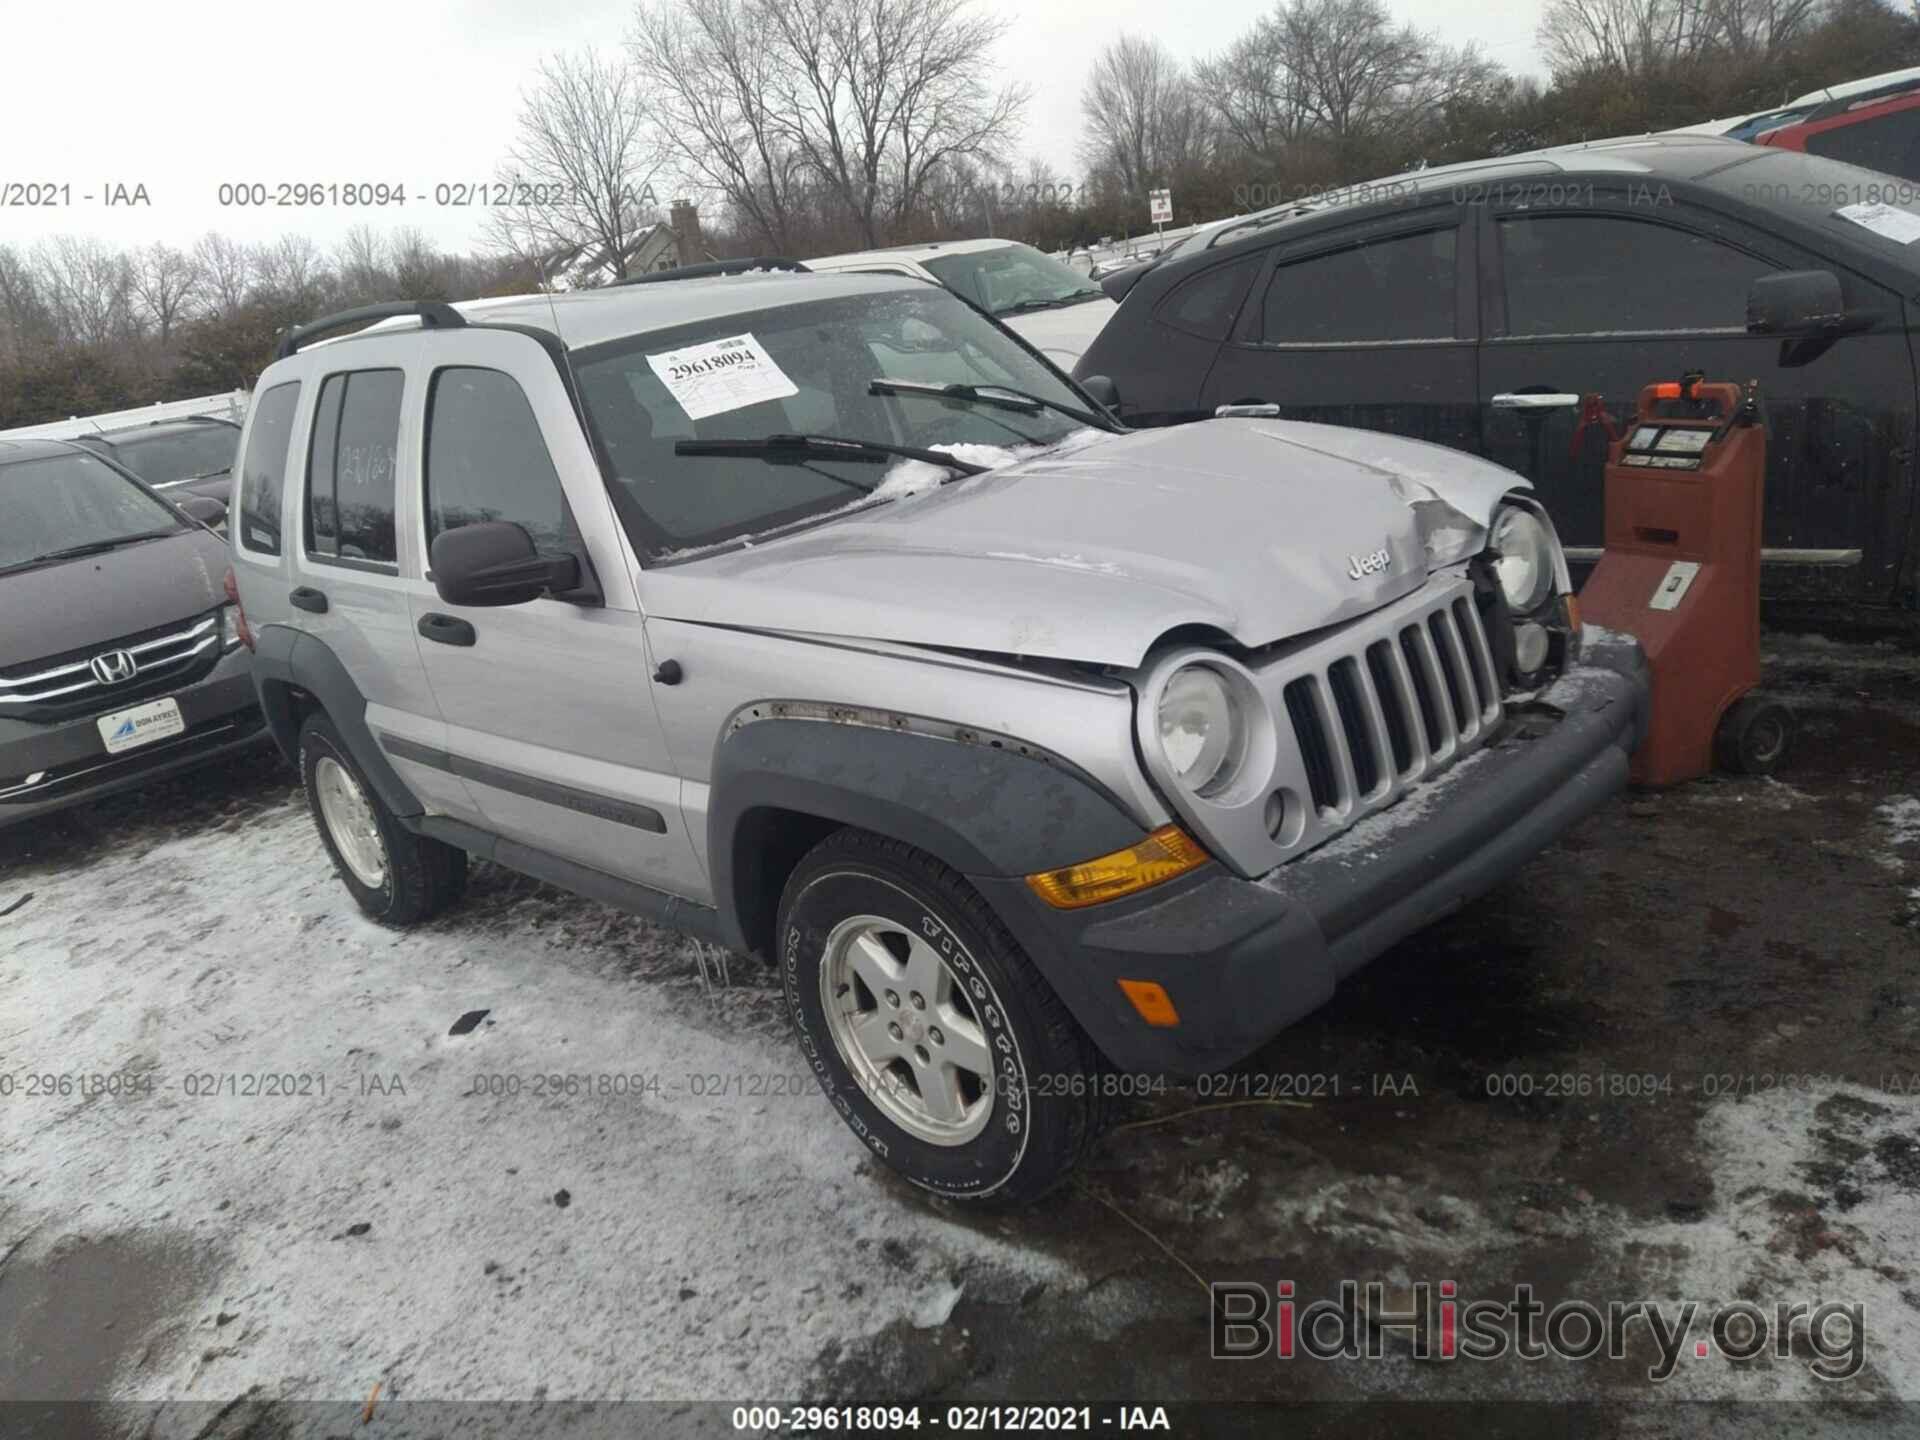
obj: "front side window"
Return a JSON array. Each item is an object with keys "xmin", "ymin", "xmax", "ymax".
[
  {"xmin": 236, "ymin": 381, "xmax": 301, "ymax": 555},
  {"xmin": 0, "ymin": 451, "xmax": 183, "ymax": 573},
  {"xmin": 1259, "ymin": 228, "xmax": 1457, "ymax": 344},
  {"xmin": 922, "ymin": 243, "xmax": 1106, "ymax": 316},
  {"xmin": 573, "ymin": 288, "xmax": 1093, "ymax": 556},
  {"xmin": 425, "ymin": 368, "xmax": 572, "ymax": 551},
  {"xmin": 306, "ymin": 369, "xmax": 402, "ymax": 565},
  {"xmin": 1497, "ymin": 215, "xmax": 1772, "ymax": 337}
]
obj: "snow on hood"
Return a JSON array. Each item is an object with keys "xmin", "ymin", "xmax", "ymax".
[{"xmin": 641, "ymin": 418, "xmax": 1530, "ymax": 668}]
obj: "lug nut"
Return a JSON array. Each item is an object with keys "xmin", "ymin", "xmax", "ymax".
[
  {"xmin": 914, "ymin": 1045, "xmax": 931, "ymax": 1066},
  {"xmin": 909, "ymin": 991, "xmax": 926, "ymax": 1010},
  {"xmin": 888, "ymin": 1022, "xmax": 904, "ymax": 1041},
  {"xmin": 929, "ymin": 1027, "xmax": 945, "ymax": 1046},
  {"xmin": 884, "ymin": 989, "xmax": 900, "ymax": 1008}
]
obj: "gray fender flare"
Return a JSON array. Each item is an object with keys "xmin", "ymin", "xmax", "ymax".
[
  {"xmin": 250, "ymin": 624, "xmax": 423, "ymax": 819},
  {"xmin": 708, "ymin": 716, "xmax": 1146, "ymax": 958}
]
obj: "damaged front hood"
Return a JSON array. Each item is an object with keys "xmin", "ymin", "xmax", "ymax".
[{"xmin": 641, "ymin": 418, "xmax": 1528, "ymax": 668}]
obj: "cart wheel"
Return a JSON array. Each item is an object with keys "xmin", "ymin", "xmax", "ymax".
[{"xmin": 1715, "ymin": 696, "xmax": 1794, "ymax": 776}]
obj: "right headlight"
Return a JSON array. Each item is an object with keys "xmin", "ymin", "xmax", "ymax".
[
  {"xmin": 1156, "ymin": 664, "xmax": 1247, "ymax": 796},
  {"xmin": 1490, "ymin": 505, "xmax": 1556, "ymax": 616}
]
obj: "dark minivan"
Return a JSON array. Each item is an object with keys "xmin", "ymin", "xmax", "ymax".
[
  {"xmin": 0, "ymin": 439, "xmax": 266, "ymax": 826},
  {"xmin": 1074, "ymin": 134, "xmax": 1920, "ymax": 613}
]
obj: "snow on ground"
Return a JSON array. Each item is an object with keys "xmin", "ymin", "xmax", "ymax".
[{"xmin": 0, "ymin": 796, "xmax": 1072, "ymax": 1410}]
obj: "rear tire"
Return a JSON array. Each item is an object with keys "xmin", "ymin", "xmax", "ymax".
[
  {"xmin": 778, "ymin": 827, "xmax": 1107, "ymax": 1206},
  {"xmin": 1715, "ymin": 696, "xmax": 1794, "ymax": 777},
  {"xmin": 299, "ymin": 712, "xmax": 466, "ymax": 926}
]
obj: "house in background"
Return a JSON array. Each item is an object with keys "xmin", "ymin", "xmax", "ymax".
[{"xmin": 546, "ymin": 201, "xmax": 709, "ymax": 288}]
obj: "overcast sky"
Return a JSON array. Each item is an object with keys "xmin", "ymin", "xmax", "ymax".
[{"xmin": 0, "ymin": 0, "xmax": 1549, "ymax": 256}]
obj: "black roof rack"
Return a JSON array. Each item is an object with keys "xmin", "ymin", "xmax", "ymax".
[
  {"xmin": 611, "ymin": 257, "xmax": 809, "ymax": 287},
  {"xmin": 273, "ymin": 301, "xmax": 467, "ymax": 361}
]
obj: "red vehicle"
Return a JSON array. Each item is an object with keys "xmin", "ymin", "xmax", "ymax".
[{"xmin": 1755, "ymin": 82, "xmax": 1920, "ymax": 180}]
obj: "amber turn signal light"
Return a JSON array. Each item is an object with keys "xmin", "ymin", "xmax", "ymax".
[
  {"xmin": 1025, "ymin": 824, "xmax": 1210, "ymax": 910},
  {"xmin": 1118, "ymin": 978, "xmax": 1180, "ymax": 1027}
]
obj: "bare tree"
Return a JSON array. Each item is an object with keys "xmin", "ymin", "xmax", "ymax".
[
  {"xmin": 129, "ymin": 243, "xmax": 202, "ymax": 345},
  {"xmin": 1539, "ymin": 0, "xmax": 1822, "ymax": 76},
  {"xmin": 0, "ymin": 244, "xmax": 55, "ymax": 364},
  {"xmin": 631, "ymin": 0, "xmax": 810, "ymax": 251},
  {"xmin": 1196, "ymin": 18, "xmax": 1317, "ymax": 157},
  {"xmin": 194, "ymin": 231, "xmax": 253, "ymax": 315},
  {"xmin": 1078, "ymin": 35, "xmax": 1198, "ymax": 198},
  {"xmin": 758, "ymin": 0, "xmax": 1026, "ymax": 248},
  {"xmin": 488, "ymin": 47, "xmax": 665, "ymax": 282},
  {"xmin": 252, "ymin": 234, "xmax": 329, "ymax": 313},
  {"xmin": 32, "ymin": 237, "xmax": 137, "ymax": 348},
  {"xmin": 333, "ymin": 225, "xmax": 392, "ymax": 305}
]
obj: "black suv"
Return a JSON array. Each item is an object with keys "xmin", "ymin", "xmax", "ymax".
[
  {"xmin": 1073, "ymin": 133, "xmax": 1920, "ymax": 614},
  {"xmin": 0, "ymin": 438, "xmax": 266, "ymax": 826},
  {"xmin": 74, "ymin": 416, "xmax": 243, "ymax": 506}
]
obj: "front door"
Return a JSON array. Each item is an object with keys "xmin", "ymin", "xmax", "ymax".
[
  {"xmin": 401, "ymin": 330, "xmax": 706, "ymax": 902},
  {"xmin": 1476, "ymin": 195, "xmax": 1917, "ymax": 596},
  {"xmin": 1199, "ymin": 206, "xmax": 1481, "ymax": 455}
]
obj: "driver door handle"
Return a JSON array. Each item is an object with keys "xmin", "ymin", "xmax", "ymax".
[
  {"xmin": 417, "ymin": 613, "xmax": 476, "ymax": 647},
  {"xmin": 1491, "ymin": 392, "xmax": 1582, "ymax": 410}
]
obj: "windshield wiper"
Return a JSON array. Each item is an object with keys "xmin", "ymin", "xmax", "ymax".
[
  {"xmin": 869, "ymin": 378, "xmax": 1116, "ymax": 431},
  {"xmin": 673, "ymin": 433, "xmax": 990, "ymax": 479},
  {"xmin": 997, "ymin": 290, "xmax": 1102, "ymax": 315},
  {"xmin": 14, "ymin": 531, "xmax": 176, "ymax": 567}
]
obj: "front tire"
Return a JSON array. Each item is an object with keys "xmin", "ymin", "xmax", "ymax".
[
  {"xmin": 778, "ymin": 828, "xmax": 1106, "ymax": 1206},
  {"xmin": 299, "ymin": 712, "xmax": 466, "ymax": 926}
]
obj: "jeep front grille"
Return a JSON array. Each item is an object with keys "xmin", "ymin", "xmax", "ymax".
[
  {"xmin": 1136, "ymin": 575, "xmax": 1507, "ymax": 878},
  {"xmin": 0, "ymin": 610, "xmax": 225, "ymax": 722},
  {"xmin": 1279, "ymin": 592, "xmax": 1501, "ymax": 817}
]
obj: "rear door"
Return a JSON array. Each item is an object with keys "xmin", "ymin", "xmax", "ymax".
[
  {"xmin": 272, "ymin": 342, "xmax": 479, "ymax": 823},
  {"xmin": 403, "ymin": 330, "xmax": 706, "ymax": 901},
  {"xmin": 1476, "ymin": 190, "xmax": 1916, "ymax": 579},
  {"xmin": 1198, "ymin": 204, "xmax": 1480, "ymax": 453}
]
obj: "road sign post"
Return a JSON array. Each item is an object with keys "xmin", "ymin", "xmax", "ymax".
[{"xmin": 1148, "ymin": 188, "xmax": 1172, "ymax": 244}]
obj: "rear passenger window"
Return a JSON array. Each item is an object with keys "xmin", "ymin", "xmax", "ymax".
[
  {"xmin": 305, "ymin": 369, "xmax": 402, "ymax": 566},
  {"xmin": 424, "ymin": 368, "xmax": 572, "ymax": 551},
  {"xmin": 1259, "ymin": 229, "xmax": 1456, "ymax": 344},
  {"xmin": 236, "ymin": 381, "xmax": 301, "ymax": 555},
  {"xmin": 1157, "ymin": 255, "xmax": 1260, "ymax": 340}
]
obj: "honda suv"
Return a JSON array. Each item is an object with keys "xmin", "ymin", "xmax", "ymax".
[
  {"xmin": 0, "ymin": 438, "xmax": 265, "ymax": 826},
  {"xmin": 230, "ymin": 268, "xmax": 1648, "ymax": 1204}
]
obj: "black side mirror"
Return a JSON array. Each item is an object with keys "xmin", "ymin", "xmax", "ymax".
[
  {"xmin": 1747, "ymin": 269, "xmax": 1850, "ymax": 335},
  {"xmin": 430, "ymin": 521, "xmax": 580, "ymax": 607},
  {"xmin": 176, "ymin": 493, "xmax": 227, "ymax": 527},
  {"xmin": 1079, "ymin": 374, "xmax": 1121, "ymax": 411}
]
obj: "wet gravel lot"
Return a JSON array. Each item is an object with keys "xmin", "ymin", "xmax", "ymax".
[{"xmin": 1, "ymin": 631, "xmax": 1917, "ymax": 1438}]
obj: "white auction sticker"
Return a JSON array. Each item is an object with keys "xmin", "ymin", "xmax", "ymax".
[
  {"xmin": 1835, "ymin": 202, "xmax": 1920, "ymax": 246},
  {"xmin": 645, "ymin": 333, "xmax": 798, "ymax": 421}
]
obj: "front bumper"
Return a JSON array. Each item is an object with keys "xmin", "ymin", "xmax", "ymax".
[
  {"xmin": 978, "ymin": 630, "xmax": 1650, "ymax": 1073},
  {"xmin": 0, "ymin": 647, "xmax": 270, "ymax": 828}
]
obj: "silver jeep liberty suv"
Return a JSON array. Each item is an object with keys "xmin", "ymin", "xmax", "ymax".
[{"xmin": 229, "ymin": 261, "xmax": 1648, "ymax": 1204}]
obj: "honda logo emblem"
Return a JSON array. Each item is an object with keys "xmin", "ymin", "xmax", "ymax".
[{"xmin": 89, "ymin": 649, "xmax": 137, "ymax": 684}]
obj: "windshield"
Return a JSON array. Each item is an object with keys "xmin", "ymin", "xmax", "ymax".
[
  {"xmin": 0, "ymin": 451, "xmax": 183, "ymax": 571},
  {"xmin": 921, "ymin": 244, "xmax": 1103, "ymax": 315},
  {"xmin": 82, "ymin": 424, "xmax": 240, "ymax": 487},
  {"xmin": 574, "ymin": 287, "xmax": 1094, "ymax": 558}
]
